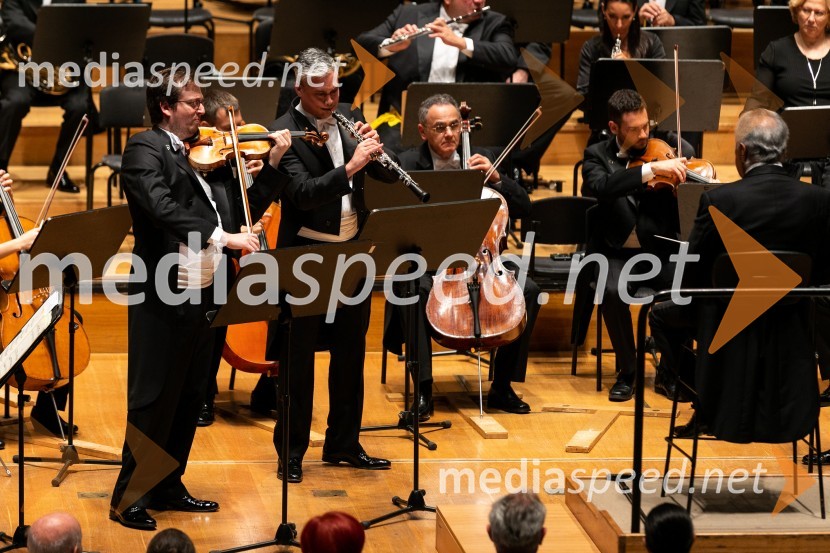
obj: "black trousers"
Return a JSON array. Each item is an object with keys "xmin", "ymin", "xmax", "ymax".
[
  {"xmin": 0, "ymin": 71, "xmax": 93, "ymax": 172},
  {"xmin": 272, "ymin": 296, "xmax": 372, "ymax": 461},
  {"xmin": 111, "ymin": 291, "xmax": 215, "ymax": 512},
  {"xmin": 648, "ymin": 299, "xmax": 697, "ymax": 388}
]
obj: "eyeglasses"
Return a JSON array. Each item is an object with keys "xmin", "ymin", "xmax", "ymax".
[
  {"xmin": 801, "ymin": 6, "xmax": 828, "ymax": 18},
  {"xmin": 176, "ymin": 98, "xmax": 204, "ymax": 109},
  {"xmin": 428, "ymin": 120, "xmax": 461, "ymax": 134}
]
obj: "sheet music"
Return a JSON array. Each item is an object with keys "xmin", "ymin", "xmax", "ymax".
[{"xmin": 0, "ymin": 290, "xmax": 63, "ymax": 387}]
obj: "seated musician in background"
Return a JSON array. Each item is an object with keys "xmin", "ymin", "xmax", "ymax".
[
  {"xmin": 356, "ymin": 0, "xmax": 516, "ymax": 140},
  {"xmin": 109, "ymin": 67, "xmax": 292, "ymax": 531},
  {"xmin": 196, "ymin": 89, "xmax": 277, "ymax": 426},
  {"xmin": 581, "ymin": 89, "xmax": 688, "ymax": 402},
  {"xmin": 266, "ymin": 48, "xmax": 398, "ymax": 484},
  {"xmin": 649, "ymin": 109, "xmax": 830, "ymax": 447},
  {"xmin": 386, "ymin": 93, "xmax": 539, "ymax": 416},
  {"xmin": 0, "ymin": 168, "xmax": 39, "ymax": 450},
  {"xmin": 637, "ymin": 0, "xmax": 706, "ymax": 27},
  {"xmin": 0, "ymin": 0, "xmax": 96, "ymax": 193}
]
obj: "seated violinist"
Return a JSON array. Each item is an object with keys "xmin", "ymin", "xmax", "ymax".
[
  {"xmin": 196, "ymin": 89, "xmax": 277, "ymax": 426},
  {"xmin": 580, "ymin": 89, "xmax": 687, "ymax": 402},
  {"xmin": 386, "ymin": 93, "xmax": 540, "ymax": 416}
]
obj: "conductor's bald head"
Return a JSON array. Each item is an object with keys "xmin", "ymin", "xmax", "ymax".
[{"xmin": 27, "ymin": 512, "xmax": 82, "ymax": 553}]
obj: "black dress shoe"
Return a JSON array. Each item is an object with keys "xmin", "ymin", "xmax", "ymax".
[
  {"xmin": 277, "ymin": 457, "xmax": 303, "ymax": 483},
  {"xmin": 322, "ymin": 447, "xmax": 391, "ymax": 470},
  {"xmin": 30, "ymin": 409, "xmax": 78, "ymax": 438},
  {"xmin": 820, "ymin": 385, "xmax": 830, "ymax": 406},
  {"xmin": 654, "ymin": 370, "xmax": 693, "ymax": 403},
  {"xmin": 109, "ymin": 506, "xmax": 156, "ymax": 531},
  {"xmin": 46, "ymin": 170, "xmax": 80, "ymax": 194},
  {"xmin": 672, "ymin": 414, "xmax": 711, "ymax": 439},
  {"xmin": 609, "ymin": 379, "xmax": 635, "ymax": 402},
  {"xmin": 487, "ymin": 385, "xmax": 531, "ymax": 414},
  {"xmin": 802, "ymin": 449, "xmax": 830, "ymax": 466},
  {"xmin": 0, "ymin": 438, "xmax": 4, "ymax": 450},
  {"xmin": 197, "ymin": 402, "xmax": 214, "ymax": 427},
  {"xmin": 148, "ymin": 493, "xmax": 219, "ymax": 512},
  {"xmin": 417, "ymin": 382, "xmax": 434, "ymax": 421}
]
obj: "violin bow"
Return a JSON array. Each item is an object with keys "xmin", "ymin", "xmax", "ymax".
[
  {"xmin": 674, "ymin": 44, "xmax": 682, "ymax": 157},
  {"xmin": 483, "ymin": 108, "xmax": 542, "ymax": 184},
  {"xmin": 36, "ymin": 114, "xmax": 89, "ymax": 225},
  {"xmin": 227, "ymin": 105, "xmax": 255, "ymax": 238}
]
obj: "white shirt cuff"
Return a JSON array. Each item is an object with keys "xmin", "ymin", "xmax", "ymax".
[
  {"xmin": 461, "ymin": 37, "xmax": 474, "ymax": 57},
  {"xmin": 209, "ymin": 227, "xmax": 225, "ymax": 247},
  {"xmin": 641, "ymin": 163, "xmax": 655, "ymax": 184}
]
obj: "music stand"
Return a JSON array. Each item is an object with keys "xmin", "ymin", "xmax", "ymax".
[
  {"xmin": 782, "ymin": 106, "xmax": 830, "ymax": 160},
  {"xmin": 5, "ymin": 206, "xmax": 133, "ymax": 486},
  {"xmin": 0, "ymin": 291, "xmax": 64, "ymax": 553},
  {"xmin": 401, "ymin": 83, "xmax": 540, "ymax": 148},
  {"xmin": 200, "ymin": 77, "xmax": 282, "ymax": 127},
  {"xmin": 30, "ymin": 4, "xmax": 151, "ymax": 194},
  {"xmin": 754, "ymin": 6, "xmax": 797, "ymax": 69},
  {"xmin": 487, "ymin": 0, "xmax": 573, "ymax": 74},
  {"xmin": 358, "ymin": 198, "xmax": 500, "ymax": 528},
  {"xmin": 209, "ymin": 240, "xmax": 373, "ymax": 553}
]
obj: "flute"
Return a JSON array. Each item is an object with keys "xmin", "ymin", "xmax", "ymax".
[
  {"xmin": 379, "ymin": 6, "xmax": 491, "ymax": 49},
  {"xmin": 330, "ymin": 111, "xmax": 430, "ymax": 203}
]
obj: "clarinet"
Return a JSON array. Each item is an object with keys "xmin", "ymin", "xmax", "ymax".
[{"xmin": 330, "ymin": 110, "xmax": 430, "ymax": 203}]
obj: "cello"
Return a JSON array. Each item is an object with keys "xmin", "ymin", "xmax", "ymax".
[{"xmin": 0, "ymin": 117, "xmax": 91, "ymax": 392}]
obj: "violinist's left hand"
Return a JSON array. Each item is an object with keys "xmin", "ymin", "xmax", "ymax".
[
  {"xmin": 428, "ymin": 18, "xmax": 467, "ymax": 50},
  {"xmin": 468, "ymin": 154, "xmax": 501, "ymax": 183},
  {"xmin": 267, "ymin": 129, "xmax": 292, "ymax": 169}
]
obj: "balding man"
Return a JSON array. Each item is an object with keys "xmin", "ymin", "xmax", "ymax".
[{"xmin": 27, "ymin": 512, "xmax": 82, "ymax": 553}]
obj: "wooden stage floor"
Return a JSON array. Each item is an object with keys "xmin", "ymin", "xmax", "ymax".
[{"xmin": 2, "ymin": 348, "xmax": 828, "ymax": 552}]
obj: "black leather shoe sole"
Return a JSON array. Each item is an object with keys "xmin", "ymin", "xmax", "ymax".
[
  {"xmin": 802, "ymin": 451, "xmax": 830, "ymax": 466},
  {"xmin": 277, "ymin": 460, "xmax": 303, "ymax": 483},
  {"xmin": 608, "ymin": 382, "xmax": 634, "ymax": 402},
  {"xmin": 321, "ymin": 452, "xmax": 391, "ymax": 470},
  {"xmin": 30, "ymin": 412, "xmax": 79, "ymax": 437},
  {"xmin": 147, "ymin": 498, "xmax": 219, "ymax": 512},
  {"xmin": 487, "ymin": 396, "xmax": 531, "ymax": 414},
  {"xmin": 109, "ymin": 507, "xmax": 156, "ymax": 531}
]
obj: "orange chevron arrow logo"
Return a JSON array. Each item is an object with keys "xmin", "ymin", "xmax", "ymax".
[
  {"xmin": 708, "ymin": 206, "xmax": 802, "ymax": 354},
  {"xmin": 350, "ymin": 39, "xmax": 396, "ymax": 110}
]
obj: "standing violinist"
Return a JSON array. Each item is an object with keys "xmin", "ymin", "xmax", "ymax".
[
  {"xmin": 390, "ymin": 93, "xmax": 538, "ymax": 416},
  {"xmin": 266, "ymin": 48, "xmax": 397, "ymax": 484},
  {"xmin": 581, "ymin": 89, "xmax": 687, "ymax": 402},
  {"xmin": 109, "ymin": 67, "xmax": 292, "ymax": 531}
]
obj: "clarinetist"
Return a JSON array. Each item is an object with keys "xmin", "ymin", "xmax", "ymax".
[{"xmin": 266, "ymin": 48, "xmax": 398, "ymax": 484}]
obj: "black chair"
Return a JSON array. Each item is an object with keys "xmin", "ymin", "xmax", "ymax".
[
  {"xmin": 572, "ymin": 0, "xmax": 599, "ymax": 28},
  {"xmin": 662, "ymin": 251, "xmax": 825, "ymax": 517},
  {"xmin": 143, "ymin": 33, "xmax": 215, "ymax": 72},
  {"xmin": 86, "ymin": 86, "xmax": 146, "ymax": 210},
  {"xmin": 754, "ymin": 6, "xmax": 798, "ymax": 69},
  {"xmin": 149, "ymin": 1, "xmax": 215, "ymax": 40},
  {"xmin": 708, "ymin": 0, "xmax": 762, "ymax": 28}
]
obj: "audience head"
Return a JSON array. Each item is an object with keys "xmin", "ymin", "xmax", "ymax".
[
  {"xmin": 487, "ymin": 492, "xmax": 547, "ymax": 553},
  {"xmin": 417, "ymin": 93, "xmax": 462, "ymax": 160},
  {"xmin": 644, "ymin": 503, "xmax": 695, "ymax": 553},
  {"xmin": 293, "ymin": 48, "xmax": 340, "ymax": 119},
  {"xmin": 201, "ymin": 89, "xmax": 243, "ymax": 131},
  {"xmin": 146, "ymin": 67, "xmax": 204, "ymax": 138},
  {"xmin": 301, "ymin": 511, "xmax": 365, "ymax": 553},
  {"xmin": 734, "ymin": 109, "xmax": 789, "ymax": 176},
  {"xmin": 607, "ymin": 89, "xmax": 650, "ymax": 152},
  {"xmin": 599, "ymin": 0, "xmax": 641, "ymax": 52},
  {"xmin": 26, "ymin": 512, "xmax": 82, "ymax": 553},
  {"xmin": 788, "ymin": 0, "xmax": 830, "ymax": 33},
  {"xmin": 146, "ymin": 528, "xmax": 197, "ymax": 553}
]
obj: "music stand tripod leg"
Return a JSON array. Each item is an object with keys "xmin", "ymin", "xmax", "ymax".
[
  {"xmin": 0, "ymin": 369, "xmax": 30, "ymax": 553},
  {"xmin": 362, "ymin": 276, "xmax": 437, "ymax": 530},
  {"xmin": 210, "ymin": 306, "xmax": 299, "ymax": 553}
]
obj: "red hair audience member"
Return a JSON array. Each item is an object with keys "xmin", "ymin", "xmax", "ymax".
[{"xmin": 300, "ymin": 511, "xmax": 365, "ymax": 553}]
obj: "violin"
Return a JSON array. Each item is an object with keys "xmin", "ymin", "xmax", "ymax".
[
  {"xmin": 0, "ymin": 118, "xmax": 91, "ymax": 391},
  {"xmin": 627, "ymin": 138, "xmax": 717, "ymax": 194},
  {"xmin": 425, "ymin": 102, "xmax": 527, "ymax": 351},
  {"xmin": 185, "ymin": 123, "xmax": 328, "ymax": 172}
]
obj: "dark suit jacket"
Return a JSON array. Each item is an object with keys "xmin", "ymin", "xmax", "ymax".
[
  {"xmin": 398, "ymin": 142, "xmax": 531, "ymax": 219},
  {"xmin": 1, "ymin": 0, "xmax": 84, "ymax": 45},
  {"xmin": 581, "ymin": 136, "xmax": 679, "ymax": 259},
  {"xmin": 121, "ymin": 127, "xmax": 288, "ymax": 408},
  {"xmin": 269, "ymin": 100, "xmax": 398, "ymax": 247},
  {"xmin": 356, "ymin": 2, "xmax": 516, "ymax": 114},
  {"xmin": 687, "ymin": 165, "xmax": 830, "ymax": 443},
  {"xmin": 638, "ymin": 0, "xmax": 707, "ymax": 27}
]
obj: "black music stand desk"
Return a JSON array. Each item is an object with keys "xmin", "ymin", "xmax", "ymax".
[
  {"xmin": 782, "ymin": 106, "xmax": 830, "ymax": 160},
  {"xmin": 5, "ymin": 205, "xmax": 133, "ymax": 486},
  {"xmin": 488, "ymin": 0, "xmax": 574, "ymax": 73},
  {"xmin": 209, "ymin": 240, "xmax": 373, "ymax": 553}
]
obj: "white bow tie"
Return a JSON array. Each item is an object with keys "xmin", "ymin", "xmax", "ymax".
[{"xmin": 317, "ymin": 117, "xmax": 336, "ymax": 130}]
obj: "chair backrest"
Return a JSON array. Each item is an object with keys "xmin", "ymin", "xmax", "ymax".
[
  {"xmin": 98, "ymin": 85, "xmax": 147, "ymax": 129},
  {"xmin": 524, "ymin": 196, "xmax": 598, "ymax": 246},
  {"xmin": 645, "ymin": 26, "xmax": 732, "ymax": 61},
  {"xmin": 753, "ymin": 6, "xmax": 798, "ymax": 69},
  {"xmin": 143, "ymin": 33, "xmax": 214, "ymax": 72}
]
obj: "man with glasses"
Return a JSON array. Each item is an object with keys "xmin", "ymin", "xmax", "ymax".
[
  {"xmin": 109, "ymin": 67, "xmax": 293, "ymax": 531},
  {"xmin": 387, "ymin": 93, "xmax": 539, "ymax": 417}
]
